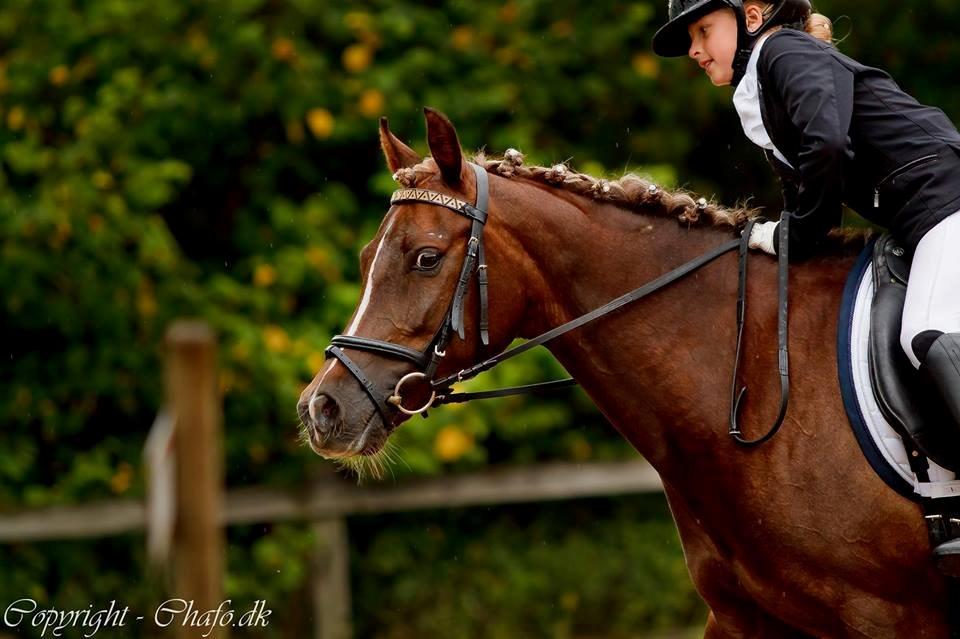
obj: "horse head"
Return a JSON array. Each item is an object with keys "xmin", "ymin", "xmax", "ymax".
[{"xmin": 298, "ymin": 107, "xmax": 530, "ymax": 461}]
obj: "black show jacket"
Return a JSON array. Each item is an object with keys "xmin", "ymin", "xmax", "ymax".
[{"xmin": 755, "ymin": 29, "xmax": 960, "ymax": 258}]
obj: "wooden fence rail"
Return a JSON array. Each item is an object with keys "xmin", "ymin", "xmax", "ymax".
[{"xmin": 0, "ymin": 460, "xmax": 662, "ymax": 543}]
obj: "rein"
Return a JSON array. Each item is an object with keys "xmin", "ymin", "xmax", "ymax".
[
  {"xmin": 323, "ymin": 161, "xmax": 790, "ymax": 447},
  {"xmin": 728, "ymin": 213, "xmax": 792, "ymax": 447},
  {"xmin": 429, "ymin": 235, "xmax": 742, "ymax": 399}
]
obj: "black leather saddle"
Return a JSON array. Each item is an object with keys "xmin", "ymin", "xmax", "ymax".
[{"xmin": 868, "ymin": 233, "xmax": 960, "ymax": 472}]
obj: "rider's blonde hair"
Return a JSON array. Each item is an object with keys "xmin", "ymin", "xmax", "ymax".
[{"xmin": 746, "ymin": 0, "xmax": 834, "ymax": 45}]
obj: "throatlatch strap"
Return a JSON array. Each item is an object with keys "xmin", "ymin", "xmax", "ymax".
[{"xmin": 477, "ymin": 238, "xmax": 489, "ymax": 346}]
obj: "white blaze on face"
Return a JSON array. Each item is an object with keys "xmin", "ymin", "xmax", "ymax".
[
  {"xmin": 347, "ymin": 214, "xmax": 399, "ymax": 336},
  {"xmin": 318, "ymin": 214, "xmax": 398, "ymax": 383},
  {"xmin": 317, "ymin": 216, "xmax": 397, "ymax": 384}
]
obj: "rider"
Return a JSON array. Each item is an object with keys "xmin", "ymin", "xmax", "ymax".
[{"xmin": 652, "ymin": 0, "xmax": 960, "ymax": 574}]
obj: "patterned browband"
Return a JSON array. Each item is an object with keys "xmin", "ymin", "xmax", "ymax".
[{"xmin": 390, "ymin": 188, "xmax": 488, "ymax": 224}]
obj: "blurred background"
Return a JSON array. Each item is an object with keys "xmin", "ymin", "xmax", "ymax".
[{"xmin": 2, "ymin": 1, "xmax": 959, "ymax": 637}]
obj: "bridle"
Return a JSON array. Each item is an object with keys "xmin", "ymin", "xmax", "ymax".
[
  {"xmin": 323, "ymin": 161, "xmax": 791, "ymax": 447},
  {"xmin": 324, "ymin": 162, "xmax": 493, "ymax": 425}
]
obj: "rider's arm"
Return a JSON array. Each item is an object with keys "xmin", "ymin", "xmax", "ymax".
[{"xmin": 760, "ymin": 31, "xmax": 854, "ymax": 258}]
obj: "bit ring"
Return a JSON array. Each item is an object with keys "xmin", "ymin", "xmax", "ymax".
[{"xmin": 387, "ymin": 372, "xmax": 436, "ymax": 415}]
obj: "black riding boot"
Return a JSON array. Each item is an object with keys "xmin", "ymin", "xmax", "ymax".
[{"xmin": 918, "ymin": 332, "xmax": 960, "ymax": 577}]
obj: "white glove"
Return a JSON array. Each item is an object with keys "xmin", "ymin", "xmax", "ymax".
[{"xmin": 748, "ymin": 220, "xmax": 779, "ymax": 255}]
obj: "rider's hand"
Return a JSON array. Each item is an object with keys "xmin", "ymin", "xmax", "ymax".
[{"xmin": 748, "ymin": 220, "xmax": 779, "ymax": 255}]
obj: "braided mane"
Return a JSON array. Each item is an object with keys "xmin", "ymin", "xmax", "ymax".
[
  {"xmin": 392, "ymin": 148, "xmax": 759, "ymax": 228},
  {"xmin": 390, "ymin": 148, "xmax": 870, "ymax": 252}
]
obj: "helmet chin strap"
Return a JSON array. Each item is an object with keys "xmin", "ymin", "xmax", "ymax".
[{"xmin": 730, "ymin": 7, "xmax": 764, "ymax": 87}]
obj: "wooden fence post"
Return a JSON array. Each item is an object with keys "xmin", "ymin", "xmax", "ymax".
[
  {"xmin": 312, "ymin": 518, "xmax": 352, "ymax": 639},
  {"xmin": 165, "ymin": 321, "xmax": 225, "ymax": 639}
]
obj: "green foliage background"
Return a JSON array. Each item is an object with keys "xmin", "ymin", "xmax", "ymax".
[{"xmin": 2, "ymin": 0, "xmax": 958, "ymax": 636}]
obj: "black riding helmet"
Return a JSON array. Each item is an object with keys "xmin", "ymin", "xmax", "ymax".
[{"xmin": 652, "ymin": 0, "xmax": 812, "ymax": 86}]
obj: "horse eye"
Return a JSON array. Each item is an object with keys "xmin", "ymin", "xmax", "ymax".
[{"xmin": 415, "ymin": 250, "xmax": 442, "ymax": 271}]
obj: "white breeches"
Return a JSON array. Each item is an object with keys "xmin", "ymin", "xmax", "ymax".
[{"xmin": 900, "ymin": 211, "xmax": 960, "ymax": 369}]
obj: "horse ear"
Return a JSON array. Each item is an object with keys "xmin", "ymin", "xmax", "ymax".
[
  {"xmin": 379, "ymin": 117, "xmax": 421, "ymax": 173},
  {"xmin": 423, "ymin": 106, "xmax": 465, "ymax": 187}
]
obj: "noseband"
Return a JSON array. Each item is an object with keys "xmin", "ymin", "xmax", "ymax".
[{"xmin": 323, "ymin": 162, "xmax": 492, "ymax": 424}]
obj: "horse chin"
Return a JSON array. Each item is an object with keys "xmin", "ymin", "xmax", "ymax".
[
  {"xmin": 356, "ymin": 429, "xmax": 388, "ymax": 457},
  {"xmin": 308, "ymin": 409, "xmax": 390, "ymax": 459}
]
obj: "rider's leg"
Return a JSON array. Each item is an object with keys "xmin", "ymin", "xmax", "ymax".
[
  {"xmin": 899, "ymin": 211, "xmax": 960, "ymax": 371},
  {"xmin": 899, "ymin": 211, "xmax": 960, "ymax": 577}
]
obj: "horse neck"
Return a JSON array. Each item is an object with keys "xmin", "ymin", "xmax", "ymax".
[{"xmin": 498, "ymin": 180, "xmax": 746, "ymax": 471}]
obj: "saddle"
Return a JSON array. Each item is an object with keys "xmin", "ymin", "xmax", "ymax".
[{"xmin": 868, "ymin": 233, "xmax": 960, "ymax": 472}]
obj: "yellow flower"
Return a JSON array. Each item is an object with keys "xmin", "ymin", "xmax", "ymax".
[
  {"xmin": 306, "ymin": 246, "xmax": 327, "ymax": 269},
  {"xmin": 306, "ymin": 108, "xmax": 334, "ymax": 139},
  {"xmin": 272, "ymin": 37, "xmax": 297, "ymax": 62},
  {"xmin": 137, "ymin": 280, "xmax": 157, "ymax": 318},
  {"xmin": 254, "ymin": 264, "xmax": 277, "ymax": 287},
  {"xmin": 110, "ymin": 463, "xmax": 133, "ymax": 494},
  {"xmin": 7, "ymin": 106, "xmax": 25, "ymax": 130},
  {"xmin": 450, "ymin": 26, "xmax": 474, "ymax": 50},
  {"xmin": 49, "ymin": 65, "xmax": 70, "ymax": 86},
  {"xmin": 92, "ymin": 170, "xmax": 114, "ymax": 190},
  {"xmin": 434, "ymin": 426, "xmax": 475, "ymax": 462},
  {"xmin": 264, "ymin": 325, "xmax": 290, "ymax": 353},
  {"xmin": 358, "ymin": 89, "xmax": 383, "ymax": 118},
  {"xmin": 187, "ymin": 28, "xmax": 209, "ymax": 52},
  {"xmin": 306, "ymin": 247, "xmax": 341, "ymax": 282},
  {"xmin": 560, "ymin": 592, "xmax": 579, "ymax": 611},
  {"xmin": 342, "ymin": 44, "xmax": 372, "ymax": 73},
  {"xmin": 632, "ymin": 53, "xmax": 660, "ymax": 79}
]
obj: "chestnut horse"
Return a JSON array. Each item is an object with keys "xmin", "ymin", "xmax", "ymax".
[{"xmin": 298, "ymin": 107, "xmax": 953, "ymax": 637}]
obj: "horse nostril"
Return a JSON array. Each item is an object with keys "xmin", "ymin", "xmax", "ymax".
[{"xmin": 309, "ymin": 393, "xmax": 341, "ymax": 434}]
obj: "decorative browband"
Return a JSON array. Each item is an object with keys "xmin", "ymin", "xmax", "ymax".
[{"xmin": 390, "ymin": 188, "xmax": 471, "ymax": 214}]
